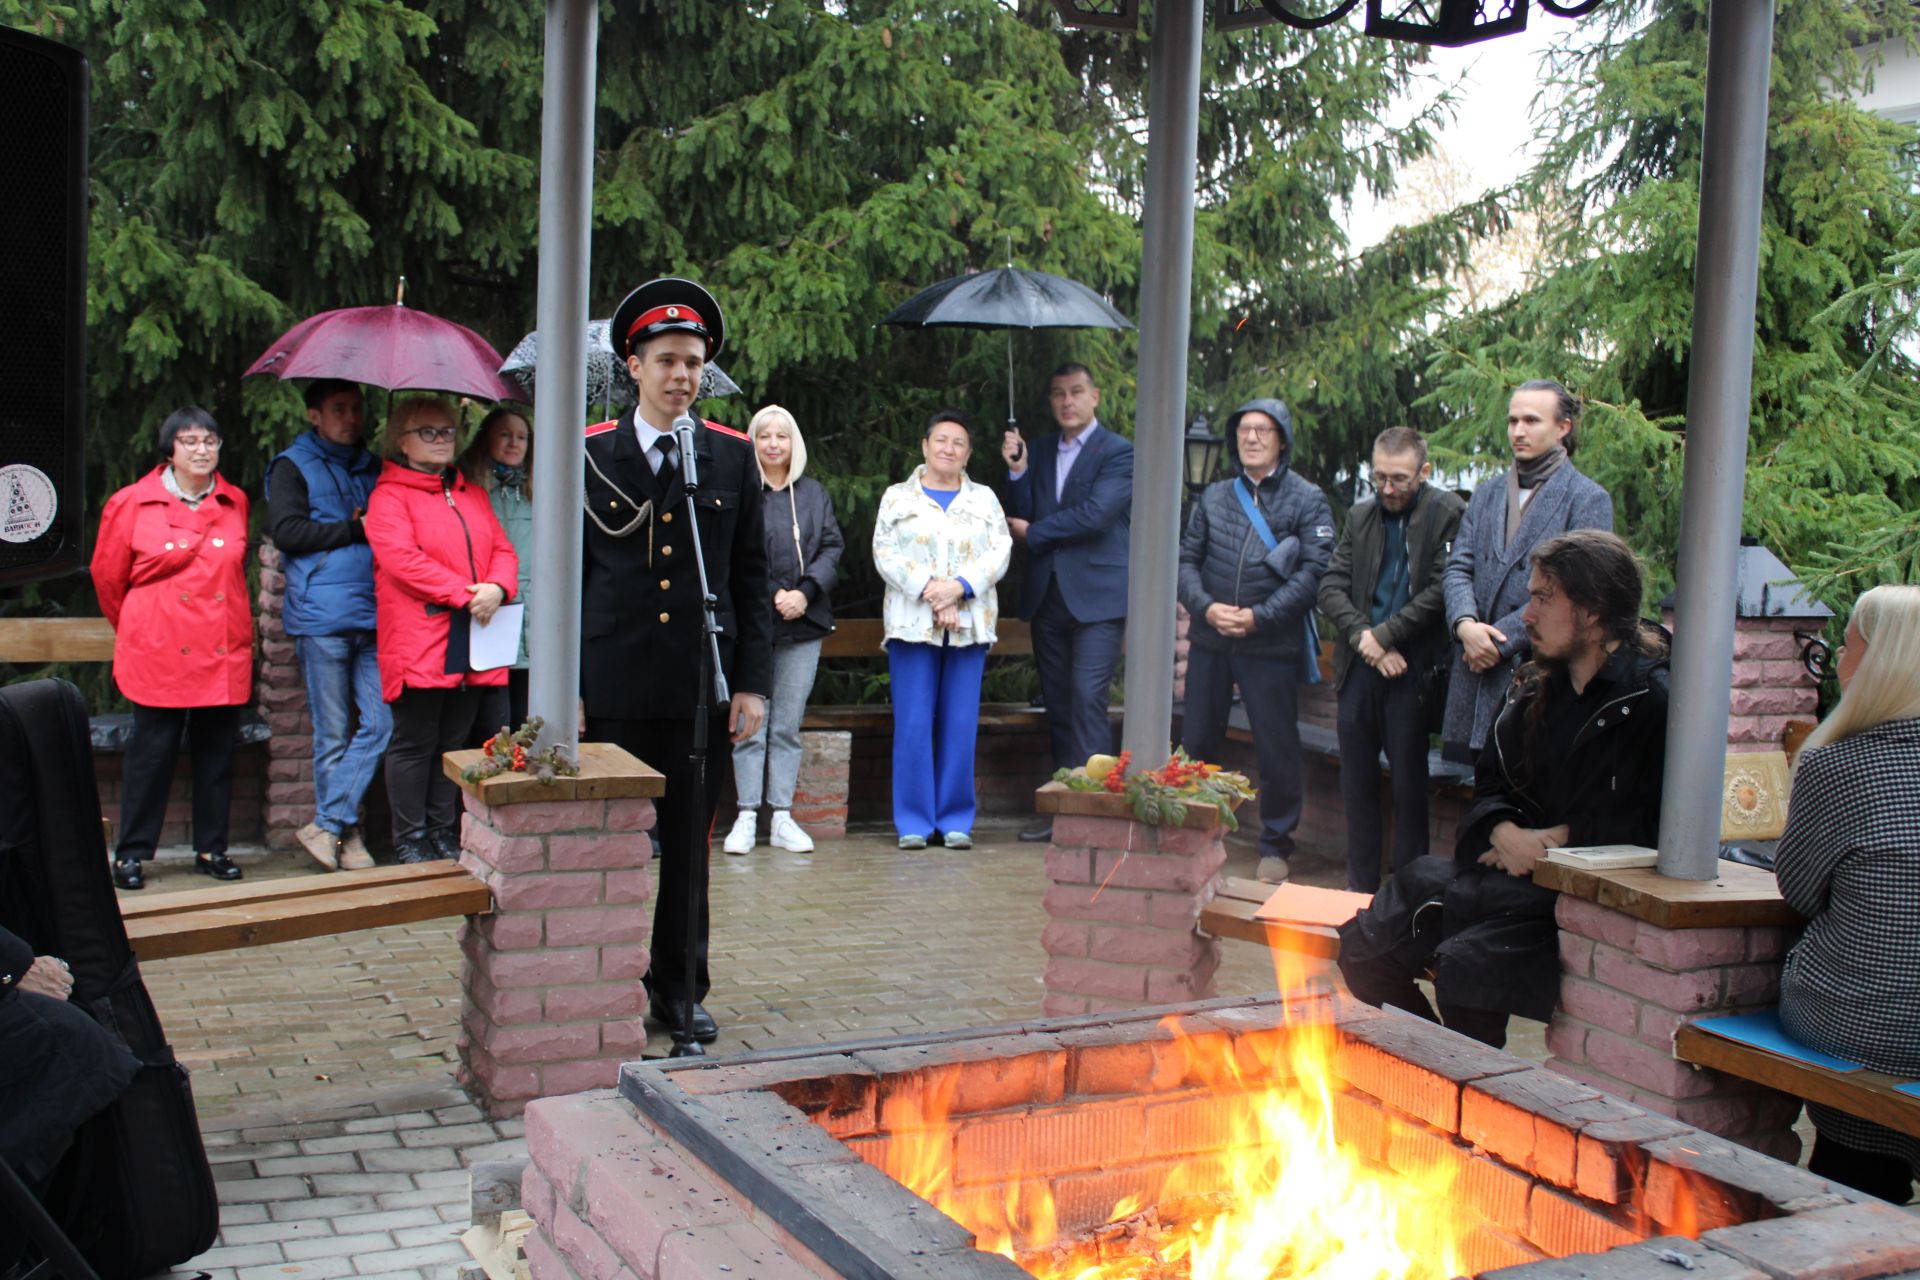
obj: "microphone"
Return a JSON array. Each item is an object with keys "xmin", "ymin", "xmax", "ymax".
[{"xmin": 672, "ymin": 413, "xmax": 701, "ymax": 489}]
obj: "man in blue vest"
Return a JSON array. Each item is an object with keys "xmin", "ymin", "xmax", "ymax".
[
  {"xmin": 267, "ymin": 379, "xmax": 391, "ymax": 872},
  {"xmin": 1000, "ymin": 363, "xmax": 1134, "ymax": 843}
]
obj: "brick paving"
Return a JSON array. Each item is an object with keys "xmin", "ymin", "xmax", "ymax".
[{"xmin": 135, "ymin": 821, "xmax": 1557, "ymax": 1278}]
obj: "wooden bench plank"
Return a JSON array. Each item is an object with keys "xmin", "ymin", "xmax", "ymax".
[
  {"xmin": 125, "ymin": 868, "xmax": 492, "ymax": 960},
  {"xmin": 818, "ymin": 617, "xmax": 1034, "ymax": 658},
  {"xmin": 1200, "ymin": 876, "xmax": 1342, "ymax": 960},
  {"xmin": 1674, "ymin": 1021, "xmax": 1920, "ymax": 1138},
  {"xmin": 0, "ymin": 617, "xmax": 116, "ymax": 664},
  {"xmin": 120, "ymin": 862, "xmax": 477, "ymax": 921}
]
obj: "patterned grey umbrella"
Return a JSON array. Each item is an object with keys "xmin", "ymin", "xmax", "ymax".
[{"xmin": 498, "ymin": 319, "xmax": 742, "ymax": 410}]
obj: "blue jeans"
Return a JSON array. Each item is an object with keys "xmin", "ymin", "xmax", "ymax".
[
  {"xmin": 887, "ymin": 638, "xmax": 989, "ymax": 838},
  {"xmin": 731, "ymin": 637, "xmax": 823, "ymax": 809},
  {"xmin": 297, "ymin": 630, "xmax": 393, "ymax": 835}
]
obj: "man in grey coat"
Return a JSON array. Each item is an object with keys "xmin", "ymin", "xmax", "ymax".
[
  {"xmin": 1179, "ymin": 398, "xmax": 1335, "ymax": 884},
  {"xmin": 1442, "ymin": 380, "xmax": 1613, "ymax": 762},
  {"xmin": 1318, "ymin": 427, "xmax": 1466, "ymax": 892}
]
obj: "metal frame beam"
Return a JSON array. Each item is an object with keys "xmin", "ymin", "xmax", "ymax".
[
  {"xmin": 1121, "ymin": 0, "xmax": 1207, "ymax": 768},
  {"xmin": 1657, "ymin": 0, "xmax": 1776, "ymax": 879},
  {"xmin": 527, "ymin": 0, "xmax": 598, "ymax": 753}
]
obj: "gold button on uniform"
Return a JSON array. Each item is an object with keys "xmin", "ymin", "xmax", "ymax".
[
  {"xmin": 659, "ymin": 579, "xmax": 669, "ymax": 590},
  {"xmin": 661, "ymin": 512, "xmax": 672, "ymax": 523},
  {"xmin": 662, "ymin": 545, "xmax": 673, "ymax": 556},
  {"xmin": 659, "ymin": 612, "xmax": 670, "ymax": 623}
]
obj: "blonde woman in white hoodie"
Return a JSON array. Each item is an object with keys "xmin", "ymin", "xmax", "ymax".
[{"xmin": 872, "ymin": 408, "xmax": 1013, "ymax": 850}]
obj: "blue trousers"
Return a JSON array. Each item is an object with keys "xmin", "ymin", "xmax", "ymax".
[
  {"xmin": 887, "ymin": 639, "xmax": 989, "ymax": 838},
  {"xmin": 296, "ymin": 630, "xmax": 393, "ymax": 836}
]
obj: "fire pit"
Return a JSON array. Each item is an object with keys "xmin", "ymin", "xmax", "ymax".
[{"xmin": 520, "ymin": 992, "xmax": 1920, "ymax": 1279}]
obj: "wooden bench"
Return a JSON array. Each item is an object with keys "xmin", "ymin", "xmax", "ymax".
[
  {"xmin": 0, "ymin": 616, "xmax": 116, "ymax": 664},
  {"xmin": 1675, "ymin": 1014, "xmax": 1920, "ymax": 1139},
  {"xmin": 1200, "ymin": 876, "xmax": 1342, "ymax": 959},
  {"xmin": 119, "ymin": 862, "xmax": 491, "ymax": 961},
  {"xmin": 816, "ymin": 616, "xmax": 1033, "ymax": 659}
]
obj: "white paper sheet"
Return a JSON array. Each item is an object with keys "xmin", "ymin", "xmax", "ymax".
[{"xmin": 470, "ymin": 603, "xmax": 525, "ymax": 672}]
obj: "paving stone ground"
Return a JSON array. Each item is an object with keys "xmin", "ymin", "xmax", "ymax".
[{"xmin": 133, "ymin": 821, "xmax": 1546, "ymax": 1278}]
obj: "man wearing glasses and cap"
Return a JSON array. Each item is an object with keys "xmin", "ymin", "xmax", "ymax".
[{"xmin": 583, "ymin": 278, "xmax": 771, "ymax": 1046}]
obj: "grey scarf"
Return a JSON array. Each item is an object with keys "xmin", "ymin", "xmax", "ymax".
[{"xmin": 1504, "ymin": 446, "xmax": 1567, "ymax": 547}]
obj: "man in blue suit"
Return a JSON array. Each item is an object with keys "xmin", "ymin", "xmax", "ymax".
[{"xmin": 1001, "ymin": 363, "xmax": 1134, "ymax": 842}]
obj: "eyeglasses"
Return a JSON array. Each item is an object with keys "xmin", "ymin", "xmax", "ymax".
[
  {"xmin": 174, "ymin": 434, "xmax": 221, "ymax": 451},
  {"xmin": 1371, "ymin": 470, "xmax": 1421, "ymax": 490},
  {"xmin": 1236, "ymin": 425, "xmax": 1278, "ymax": 440},
  {"xmin": 407, "ymin": 425, "xmax": 458, "ymax": 443}
]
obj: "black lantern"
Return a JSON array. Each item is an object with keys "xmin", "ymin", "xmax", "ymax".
[
  {"xmin": 1256, "ymin": 0, "xmax": 1600, "ymax": 47},
  {"xmin": 1183, "ymin": 414, "xmax": 1225, "ymax": 499}
]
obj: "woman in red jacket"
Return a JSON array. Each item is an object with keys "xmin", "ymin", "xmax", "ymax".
[
  {"xmin": 91, "ymin": 407, "xmax": 253, "ymax": 890},
  {"xmin": 364, "ymin": 396, "xmax": 519, "ymax": 864}
]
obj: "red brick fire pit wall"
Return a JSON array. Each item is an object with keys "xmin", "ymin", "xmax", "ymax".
[
  {"xmin": 515, "ymin": 994, "xmax": 1920, "ymax": 1280},
  {"xmin": 1038, "ymin": 786, "xmax": 1228, "ymax": 1017},
  {"xmin": 1535, "ymin": 860, "xmax": 1807, "ymax": 1161}
]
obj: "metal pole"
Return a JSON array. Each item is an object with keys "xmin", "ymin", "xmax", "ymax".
[
  {"xmin": 1120, "ymin": 0, "xmax": 1204, "ymax": 769},
  {"xmin": 1657, "ymin": 0, "xmax": 1775, "ymax": 879},
  {"xmin": 527, "ymin": 0, "xmax": 598, "ymax": 753}
]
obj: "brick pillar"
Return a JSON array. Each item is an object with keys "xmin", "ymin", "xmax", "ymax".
[
  {"xmin": 452, "ymin": 745, "xmax": 662, "ymax": 1118},
  {"xmin": 791, "ymin": 729, "xmax": 850, "ymax": 839},
  {"xmin": 1038, "ymin": 791, "xmax": 1227, "ymax": 1016},
  {"xmin": 1661, "ymin": 608, "xmax": 1823, "ymax": 755},
  {"xmin": 1547, "ymin": 894, "xmax": 1801, "ymax": 1161},
  {"xmin": 254, "ymin": 541, "xmax": 313, "ymax": 853}
]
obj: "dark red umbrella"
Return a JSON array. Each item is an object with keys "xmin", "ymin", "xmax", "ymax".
[{"xmin": 246, "ymin": 300, "xmax": 522, "ymax": 403}]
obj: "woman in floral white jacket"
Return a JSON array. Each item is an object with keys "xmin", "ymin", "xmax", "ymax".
[{"xmin": 873, "ymin": 409, "xmax": 1013, "ymax": 850}]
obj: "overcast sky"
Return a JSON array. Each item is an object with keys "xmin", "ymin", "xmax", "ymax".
[{"xmin": 1344, "ymin": 16, "xmax": 1567, "ymax": 249}]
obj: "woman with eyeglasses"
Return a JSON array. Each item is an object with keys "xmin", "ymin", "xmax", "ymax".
[
  {"xmin": 364, "ymin": 396, "xmax": 519, "ymax": 864},
  {"xmin": 91, "ymin": 407, "xmax": 254, "ymax": 889}
]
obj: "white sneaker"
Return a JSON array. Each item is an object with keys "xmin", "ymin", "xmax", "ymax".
[
  {"xmin": 722, "ymin": 810, "xmax": 756, "ymax": 855},
  {"xmin": 769, "ymin": 811, "xmax": 815, "ymax": 853},
  {"xmin": 1258, "ymin": 855, "xmax": 1291, "ymax": 885}
]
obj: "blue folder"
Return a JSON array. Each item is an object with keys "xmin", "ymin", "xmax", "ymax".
[{"xmin": 1690, "ymin": 1010, "xmax": 1865, "ymax": 1073}]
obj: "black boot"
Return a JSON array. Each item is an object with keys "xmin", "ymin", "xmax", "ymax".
[
  {"xmin": 394, "ymin": 833, "xmax": 432, "ymax": 865},
  {"xmin": 112, "ymin": 858, "xmax": 145, "ymax": 890},
  {"xmin": 427, "ymin": 825, "xmax": 461, "ymax": 861}
]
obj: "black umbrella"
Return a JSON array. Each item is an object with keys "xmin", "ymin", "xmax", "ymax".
[{"xmin": 880, "ymin": 265, "xmax": 1134, "ymax": 434}]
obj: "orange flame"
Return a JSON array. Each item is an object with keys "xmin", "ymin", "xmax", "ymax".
[{"xmin": 872, "ymin": 951, "xmax": 1472, "ymax": 1279}]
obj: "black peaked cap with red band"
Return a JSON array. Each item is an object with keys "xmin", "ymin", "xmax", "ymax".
[{"xmin": 610, "ymin": 277, "xmax": 725, "ymax": 361}]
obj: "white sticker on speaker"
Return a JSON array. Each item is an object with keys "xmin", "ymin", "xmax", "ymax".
[{"xmin": 0, "ymin": 464, "xmax": 59, "ymax": 543}]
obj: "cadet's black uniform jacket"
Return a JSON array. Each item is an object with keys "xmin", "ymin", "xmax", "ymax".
[{"xmin": 581, "ymin": 410, "xmax": 773, "ymax": 718}]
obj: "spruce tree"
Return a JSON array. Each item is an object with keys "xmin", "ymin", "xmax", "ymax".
[{"xmin": 1422, "ymin": 0, "xmax": 1920, "ymax": 607}]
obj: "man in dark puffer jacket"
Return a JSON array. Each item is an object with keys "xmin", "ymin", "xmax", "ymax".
[{"xmin": 1178, "ymin": 398, "xmax": 1335, "ymax": 884}]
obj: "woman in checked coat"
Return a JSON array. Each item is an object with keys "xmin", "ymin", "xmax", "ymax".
[{"xmin": 1776, "ymin": 584, "xmax": 1920, "ymax": 1204}]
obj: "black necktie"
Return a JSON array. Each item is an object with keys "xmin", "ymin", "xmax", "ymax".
[{"xmin": 654, "ymin": 433, "xmax": 677, "ymax": 479}]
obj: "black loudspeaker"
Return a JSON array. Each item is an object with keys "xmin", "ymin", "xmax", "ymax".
[{"xmin": 0, "ymin": 27, "xmax": 86, "ymax": 587}]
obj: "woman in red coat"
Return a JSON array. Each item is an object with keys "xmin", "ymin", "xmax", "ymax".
[
  {"xmin": 90, "ymin": 407, "xmax": 253, "ymax": 890},
  {"xmin": 364, "ymin": 396, "xmax": 519, "ymax": 864}
]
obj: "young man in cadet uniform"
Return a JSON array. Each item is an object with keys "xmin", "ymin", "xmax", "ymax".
[{"xmin": 582, "ymin": 278, "xmax": 771, "ymax": 1045}]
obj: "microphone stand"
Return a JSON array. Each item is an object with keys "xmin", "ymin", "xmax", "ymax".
[{"xmin": 669, "ymin": 421, "xmax": 728, "ymax": 1059}]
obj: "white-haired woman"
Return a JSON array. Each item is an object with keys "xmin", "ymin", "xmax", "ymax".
[
  {"xmin": 1777, "ymin": 585, "xmax": 1920, "ymax": 1203},
  {"xmin": 873, "ymin": 408, "xmax": 1012, "ymax": 850},
  {"xmin": 723, "ymin": 405, "xmax": 845, "ymax": 856}
]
